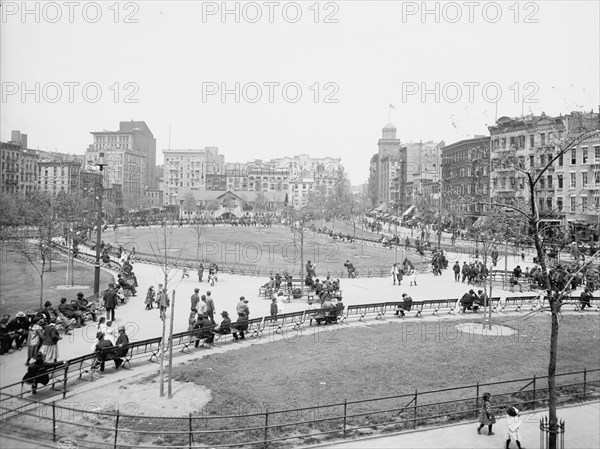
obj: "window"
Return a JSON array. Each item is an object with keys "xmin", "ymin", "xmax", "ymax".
[
  {"xmin": 540, "ymin": 154, "xmax": 546, "ymax": 166},
  {"xmin": 582, "ymin": 172, "xmax": 588, "ymax": 187},
  {"xmin": 595, "ymin": 146, "xmax": 600, "ymax": 162},
  {"xmin": 529, "ymin": 155, "xmax": 535, "ymax": 168},
  {"xmin": 540, "ymin": 178, "xmax": 545, "ymax": 189},
  {"xmin": 571, "ymin": 149, "xmax": 576, "ymax": 165},
  {"xmin": 558, "ymin": 155, "xmax": 563, "ymax": 166},
  {"xmin": 570, "ymin": 197, "xmax": 576, "ymax": 213},
  {"xmin": 582, "ymin": 147, "xmax": 588, "ymax": 164},
  {"xmin": 546, "ymin": 198, "xmax": 552, "ymax": 210},
  {"xmin": 570, "ymin": 173, "xmax": 576, "ymax": 188},
  {"xmin": 547, "ymin": 175, "xmax": 553, "ymax": 188},
  {"xmin": 582, "ymin": 196, "xmax": 588, "ymax": 212}
]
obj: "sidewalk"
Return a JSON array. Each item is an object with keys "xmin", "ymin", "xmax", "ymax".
[{"xmin": 316, "ymin": 401, "xmax": 600, "ymax": 449}]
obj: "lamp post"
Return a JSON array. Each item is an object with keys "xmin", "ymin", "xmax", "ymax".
[{"xmin": 93, "ymin": 153, "xmax": 108, "ymax": 297}]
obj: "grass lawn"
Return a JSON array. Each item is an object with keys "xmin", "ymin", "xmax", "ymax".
[
  {"xmin": 0, "ymin": 250, "xmax": 114, "ymax": 317},
  {"xmin": 113, "ymin": 314, "xmax": 599, "ymax": 448},
  {"xmin": 102, "ymin": 224, "xmax": 425, "ymax": 276}
]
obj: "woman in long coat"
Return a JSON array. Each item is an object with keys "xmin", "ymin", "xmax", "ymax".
[
  {"xmin": 477, "ymin": 392, "xmax": 496, "ymax": 435},
  {"xmin": 40, "ymin": 323, "xmax": 61, "ymax": 362},
  {"xmin": 145, "ymin": 286, "xmax": 155, "ymax": 310}
]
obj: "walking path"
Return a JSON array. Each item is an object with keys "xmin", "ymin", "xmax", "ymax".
[{"xmin": 314, "ymin": 401, "xmax": 600, "ymax": 449}]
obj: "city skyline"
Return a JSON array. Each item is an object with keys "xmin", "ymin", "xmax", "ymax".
[{"xmin": 2, "ymin": 1, "xmax": 599, "ymax": 185}]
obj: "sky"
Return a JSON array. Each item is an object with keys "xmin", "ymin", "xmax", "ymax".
[{"xmin": 1, "ymin": 0, "xmax": 599, "ymax": 185}]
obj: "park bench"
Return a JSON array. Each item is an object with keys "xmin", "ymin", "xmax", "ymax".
[
  {"xmin": 21, "ymin": 363, "xmax": 67, "ymax": 396},
  {"xmin": 263, "ymin": 311, "xmax": 305, "ymax": 334},
  {"xmin": 383, "ymin": 301, "xmax": 424, "ymax": 318},
  {"xmin": 342, "ymin": 303, "xmax": 386, "ymax": 322},
  {"xmin": 304, "ymin": 307, "xmax": 344, "ymax": 326},
  {"xmin": 422, "ymin": 298, "xmax": 458, "ymax": 315},
  {"xmin": 493, "ymin": 295, "xmax": 537, "ymax": 312}
]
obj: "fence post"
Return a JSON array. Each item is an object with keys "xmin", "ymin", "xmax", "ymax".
[
  {"xmin": 113, "ymin": 408, "xmax": 120, "ymax": 449},
  {"xmin": 533, "ymin": 374, "xmax": 535, "ymax": 410},
  {"xmin": 475, "ymin": 382, "xmax": 480, "ymax": 421},
  {"xmin": 62, "ymin": 365, "xmax": 69, "ymax": 400},
  {"xmin": 583, "ymin": 367, "xmax": 587, "ymax": 400},
  {"xmin": 189, "ymin": 412, "xmax": 193, "ymax": 448},
  {"xmin": 413, "ymin": 389, "xmax": 418, "ymax": 429},
  {"xmin": 52, "ymin": 401, "xmax": 56, "ymax": 442},
  {"xmin": 343, "ymin": 399, "xmax": 347, "ymax": 438},
  {"xmin": 263, "ymin": 407, "xmax": 269, "ymax": 449}
]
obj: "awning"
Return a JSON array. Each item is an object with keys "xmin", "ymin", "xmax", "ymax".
[{"xmin": 402, "ymin": 205, "xmax": 416, "ymax": 217}]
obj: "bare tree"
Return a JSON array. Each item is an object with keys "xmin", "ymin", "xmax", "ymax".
[{"xmin": 489, "ymin": 124, "xmax": 599, "ymax": 448}]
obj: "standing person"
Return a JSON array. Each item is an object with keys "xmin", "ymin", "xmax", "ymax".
[
  {"xmin": 182, "ymin": 267, "xmax": 190, "ymax": 279},
  {"xmin": 390, "ymin": 263, "xmax": 400, "ymax": 286},
  {"xmin": 204, "ymin": 291, "xmax": 216, "ymax": 324},
  {"xmin": 410, "ymin": 267, "xmax": 418, "ymax": 287},
  {"xmin": 40, "ymin": 323, "xmax": 61, "ymax": 363},
  {"xmin": 477, "ymin": 392, "xmax": 496, "ymax": 435},
  {"xmin": 505, "ymin": 406, "xmax": 523, "ymax": 449},
  {"xmin": 197, "ymin": 295, "xmax": 208, "ymax": 317},
  {"xmin": 270, "ymin": 297, "xmax": 278, "ymax": 316},
  {"xmin": 453, "ymin": 261, "xmax": 461, "ymax": 282},
  {"xmin": 236, "ymin": 296, "xmax": 249, "ymax": 317},
  {"xmin": 396, "ymin": 266, "xmax": 404, "ymax": 286},
  {"xmin": 197, "ymin": 264, "xmax": 204, "ymax": 282},
  {"xmin": 276, "ymin": 292, "xmax": 286, "ymax": 315},
  {"xmin": 103, "ymin": 284, "xmax": 118, "ymax": 321},
  {"xmin": 25, "ymin": 318, "xmax": 45, "ymax": 365},
  {"xmin": 157, "ymin": 287, "xmax": 170, "ymax": 320},
  {"xmin": 191, "ymin": 288, "xmax": 200, "ymax": 311},
  {"xmin": 145, "ymin": 286, "xmax": 155, "ymax": 310},
  {"xmin": 461, "ymin": 262, "xmax": 469, "ymax": 283}
]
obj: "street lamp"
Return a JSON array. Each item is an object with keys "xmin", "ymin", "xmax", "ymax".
[{"xmin": 93, "ymin": 153, "xmax": 108, "ymax": 297}]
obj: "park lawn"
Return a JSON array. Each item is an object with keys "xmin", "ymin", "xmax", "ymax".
[
  {"xmin": 123, "ymin": 313, "xmax": 598, "ymax": 448},
  {"xmin": 0, "ymin": 252, "xmax": 113, "ymax": 317},
  {"xmin": 102, "ymin": 225, "xmax": 424, "ymax": 276}
]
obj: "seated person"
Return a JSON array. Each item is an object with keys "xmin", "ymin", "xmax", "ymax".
[
  {"xmin": 114, "ymin": 324, "xmax": 129, "ymax": 368},
  {"xmin": 57, "ymin": 297, "xmax": 84, "ymax": 327},
  {"xmin": 510, "ymin": 275, "xmax": 523, "ymax": 292},
  {"xmin": 513, "ymin": 265, "xmax": 523, "ymax": 278},
  {"xmin": 117, "ymin": 274, "xmax": 137, "ymax": 296},
  {"xmin": 580, "ymin": 288, "xmax": 593, "ymax": 310},
  {"xmin": 93, "ymin": 331, "xmax": 117, "ymax": 372},
  {"xmin": 232, "ymin": 312, "xmax": 249, "ymax": 341},
  {"xmin": 316, "ymin": 298, "xmax": 336, "ymax": 325},
  {"xmin": 74, "ymin": 292, "xmax": 97, "ymax": 322},
  {"xmin": 460, "ymin": 290, "xmax": 477, "ymax": 313},
  {"xmin": 304, "ymin": 274, "xmax": 314, "ymax": 288},
  {"xmin": 211, "ymin": 311, "xmax": 232, "ymax": 338},
  {"xmin": 38, "ymin": 301, "xmax": 74, "ymax": 333},
  {"xmin": 22, "ymin": 352, "xmax": 65, "ymax": 394},
  {"xmin": 0, "ymin": 315, "xmax": 14, "ymax": 354},
  {"xmin": 193, "ymin": 315, "xmax": 214, "ymax": 346},
  {"xmin": 475, "ymin": 290, "xmax": 487, "ymax": 310},
  {"xmin": 395, "ymin": 293, "xmax": 413, "ymax": 317}
]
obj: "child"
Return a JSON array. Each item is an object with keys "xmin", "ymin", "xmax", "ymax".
[
  {"xmin": 410, "ymin": 268, "xmax": 418, "ymax": 287},
  {"xmin": 181, "ymin": 267, "xmax": 189, "ymax": 279},
  {"xmin": 505, "ymin": 406, "xmax": 523, "ymax": 449},
  {"xmin": 477, "ymin": 392, "xmax": 496, "ymax": 435}
]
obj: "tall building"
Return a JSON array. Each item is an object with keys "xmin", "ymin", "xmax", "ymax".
[
  {"xmin": 441, "ymin": 136, "xmax": 490, "ymax": 226},
  {"xmin": 1, "ymin": 130, "xmax": 38, "ymax": 195},
  {"xmin": 38, "ymin": 159, "xmax": 81, "ymax": 195},
  {"xmin": 162, "ymin": 147, "xmax": 222, "ymax": 205},
  {"xmin": 377, "ymin": 123, "xmax": 402, "ymax": 204},
  {"xmin": 87, "ymin": 121, "xmax": 157, "ymax": 207}
]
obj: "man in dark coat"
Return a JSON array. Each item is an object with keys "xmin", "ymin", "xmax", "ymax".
[
  {"xmin": 103, "ymin": 284, "xmax": 118, "ymax": 321},
  {"xmin": 460, "ymin": 289, "xmax": 477, "ymax": 313},
  {"xmin": 94, "ymin": 332, "xmax": 117, "ymax": 372},
  {"xmin": 58, "ymin": 298, "xmax": 84, "ymax": 327},
  {"xmin": 9, "ymin": 311, "xmax": 30, "ymax": 350},
  {"xmin": 74, "ymin": 292, "xmax": 97, "ymax": 322},
  {"xmin": 22, "ymin": 352, "xmax": 65, "ymax": 394}
]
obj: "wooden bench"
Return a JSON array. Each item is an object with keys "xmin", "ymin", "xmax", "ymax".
[
  {"xmin": 383, "ymin": 301, "xmax": 424, "ymax": 318},
  {"xmin": 21, "ymin": 363, "xmax": 67, "ymax": 396},
  {"xmin": 494, "ymin": 295, "xmax": 538, "ymax": 312},
  {"xmin": 422, "ymin": 298, "xmax": 458, "ymax": 315},
  {"xmin": 342, "ymin": 303, "xmax": 386, "ymax": 322},
  {"xmin": 231, "ymin": 317, "xmax": 265, "ymax": 339},
  {"xmin": 263, "ymin": 311, "xmax": 305, "ymax": 334}
]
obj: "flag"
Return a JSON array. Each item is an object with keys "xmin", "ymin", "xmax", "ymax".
[{"xmin": 390, "ymin": 104, "xmax": 396, "ymax": 109}]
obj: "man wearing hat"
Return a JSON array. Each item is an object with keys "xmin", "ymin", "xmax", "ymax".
[
  {"xmin": 94, "ymin": 332, "xmax": 117, "ymax": 372},
  {"xmin": 22, "ymin": 352, "xmax": 65, "ymax": 394},
  {"xmin": 204, "ymin": 291, "xmax": 215, "ymax": 324},
  {"xmin": 460, "ymin": 289, "xmax": 478, "ymax": 313},
  {"xmin": 9, "ymin": 312, "xmax": 30, "ymax": 350},
  {"xmin": 103, "ymin": 283, "xmax": 118, "ymax": 321},
  {"xmin": 75, "ymin": 292, "xmax": 97, "ymax": 322},
  {"xmin": 191, "ymin": 288, "xmax": 200, "ymax": 311},
  {"xmin": 211, "ymin": 311, "xmax": 231, "ymax": 339},
  {"xmin": 58, "ymin": 298, "xmax": 84, "ymax": 327}
]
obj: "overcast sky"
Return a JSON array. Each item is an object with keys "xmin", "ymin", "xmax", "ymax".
[{"xmin": 1, "ymin": 1, "xmax": 598, "ymax": 184}]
